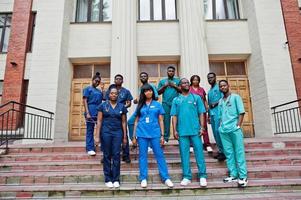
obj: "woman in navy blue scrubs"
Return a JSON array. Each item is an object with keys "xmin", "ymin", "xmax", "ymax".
[
  {"xmin": 83, "ymin": 72, "xmax": 103, "ymax": 156},
  {"xmin": 132, "ymin": 84, "xmax": 174, "ymax": 188},
  {"xmin": 96, "ymin": 86, "xmax": 128, "ymax": 188}
]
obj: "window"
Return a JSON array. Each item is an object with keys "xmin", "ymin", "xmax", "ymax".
[
  {"xmin": 209, "ymin": 61, "xmax": 246, "ymax": 76},
  {"xmin": 76, "ymin": 0, "xmax": 112, "ymax": 22},
  {"xmin": 0, "ymin": 13, "xmax": 12, "ymax": 53},
  {"xmin": 139, "ymin": 0, "xmax": 177, "ymax": 21},
  {"xmin": 204, "ymin": 0, "xmax": 240, "ymax": 20},
  {"xmin": 27, "ymin": 12, "xmax": 36, "ymax": 52},
  {"xmin": 73, "ymin": 64, "xmax": 110, "ymax": 79}
]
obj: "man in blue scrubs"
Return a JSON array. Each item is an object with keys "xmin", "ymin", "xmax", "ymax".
[
  {"xmin": 207, "ymin": 72, "xmax": 226, "ymax": 161},
  {"xmin": 83, "ymin": 73, "xmax": 103, "ymax": 156},
  {"xmin": 218, "ymin": 80, "xmax": 248, "ymax": 188},
  {"xmin": 128, "ymin": 72, "xmax": 158, "ymax": 145},
  {"xmin": 105, "ymin": 74, "xmax": 133, "ymax": 163},
  {"xmin": 158, "ymin": 66, "xmax": 181, "ymax": 143},
  {"xmin": 171, "ymin": 78, "xmax": 207, "ymax": 187}
]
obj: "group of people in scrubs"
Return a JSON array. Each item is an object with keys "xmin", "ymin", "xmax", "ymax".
[{"xmin": 82, "ymin": 67, "xmax": 248, "ymax": 189}]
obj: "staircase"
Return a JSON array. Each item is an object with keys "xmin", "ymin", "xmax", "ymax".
[{"xmin": 1, "ymin": 138, "xmax": 301, "ymax": 199}]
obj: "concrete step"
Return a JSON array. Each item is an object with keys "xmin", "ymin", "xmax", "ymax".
[
  {"xmin": 1, "ymin": 178, "xmax": 301, "ymax": 199},
  {"xmin": 1, "ymin": 155, "xmax": 301, "ymax": 173},
  {"xmin": 1, "ymin": 165, "xmax": 300, "ymax": 185}
]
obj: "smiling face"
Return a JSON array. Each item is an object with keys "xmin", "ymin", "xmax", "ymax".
[
  {"xmin": 140, "ymin": 73, "xmax": 148, "ymax": 84},
  {"xmin": 180, "ymin": 78, "xmax": 190, "ymax": 92},
  {"xmin": 167, "ymin": 68, "xmax": 175, "ymax": 78},
  {"xmin": 114, "ymin": 76, "xmax": 123, "ymax": 86},
  {"xmin": 207, "ymin": 73, "xmax": 216, "ymax": 85},
  {"xmin": 109, "ymin": 88, "xmax": 118, "ymax": 101},
  {"xmin": 219, "ymin": 81, "xmax": 229, "ymax": 94},
  {"xmin": 144, "ymin": 89, "xmax": 153, "ymax": 100},
  {"xmin": 92, "ymin": 77, "xmax": 101, "ymax": 88}
]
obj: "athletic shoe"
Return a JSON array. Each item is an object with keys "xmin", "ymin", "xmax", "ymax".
[
  {"xmin": 217, "ymin": 153, "xmax": 226, "ymax": 162},
  {"xmin": 206, "ymin": 146, "xmax": 213, "ymax": 153},
  {"xmin": 238, "ymin": 178, "xmax": 248, "ymax": 188},
  {"xmin": 105, "ymin": 181, "xmax": 113, "ymax": 188},
  {"xmin": 223, "ymin": 176, "xmax": 238, "ymax": 183},
  {"xmin": 113, "ymin": 181, "xmax": 120, "ymax": 188},
  {"xmin": 141, "ymin": 180, "xmax": 147, "ymax": 188},
  {"xmin": 189, "ymin": 147, "xmax": 194, "ymax": 153},
  {"xmin": 180, "ymin": 178, "xmax": 191, "ymax": 186},
  {"xmin": 200, "ymin": 178, "xmax": 207, "ymax": 187},
  {"xmin": 87, "ymin": 150, "xmax": 96, "ymax": 156},
  {"xmin": 164, "ymin": 179, "xmax": 174, "ymax": 188}
]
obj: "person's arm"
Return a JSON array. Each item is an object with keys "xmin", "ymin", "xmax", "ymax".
[
  {"xmin": 125, "ymin": 100, "xmax": 132, "ymax": 108},
  {"xmin": 83, "ymin": 98, "xmax": 91, "ymax": 119},
  {"xmin": 237, "ymin": 114, "xmax": 245, "ymax": 128},
  {"xmin": 235, "ymin": 95, "xmax": 245, "ymax": 128},
  {"xmin": 158, "ymin": 80, "xmax": 168, "ymax": 95},
  {"xmin": 169, "ymin": 82, "xmax": 181, "ymax": 93},
  {"xmin": 158, "ymin": 115, "xmax": 165, "ymax": 146},
  {"xmin": 172, "ymin": 116, "xmax": 179, "ymax": 140},
  {"xmin": 95, "ymin": 111, "xmax": 103, "ymax": 144},
  {"xmin": 121, "ymin": 114, "xmax": 128, "ymax": 145},
  {"xmin": 132, "ymin": 116, "xmax": 139, "ymax": 146},
  {"xmin": 199, "ymin": 113, "xmax": 206, "ymax": 136}
]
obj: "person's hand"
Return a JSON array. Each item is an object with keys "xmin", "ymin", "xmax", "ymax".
[
  {"xmin": 99, "ymin": 82, "xmax": 105, "ymax": 91},
  {"xmin": 160, "ymin": 136, "xmax": 165, "ymax": 146},
  {"xmin": 173, "ymin": 131, "xmax": 179, "ymax": 140},
  {"xmin": 86, "ymin": 113, "xmax": 91, "ymax": 119},
  {"xmin": 133, "ymin": 98, "xmax": 138, "ymax": 104},
  {"xmin": 125, "ymin": 100, "xmax": 131, "ymax": 108},
  {"xmin": 123, "ymin": 137, "xmax": 127, "ymax": 146},
  {"xmin": 207, "ymin": 116, "xmax": 211, "ymax": 124},
  {"xmin": 132, "ymin": 137, "xmax": 137, "ymax": 146}
]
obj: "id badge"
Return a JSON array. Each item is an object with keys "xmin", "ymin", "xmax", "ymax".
[{"xmin": 146, "ymin": 117, "xmax": 150, "ymax": 123}]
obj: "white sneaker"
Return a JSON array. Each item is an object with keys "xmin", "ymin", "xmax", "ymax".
[
  {"xmin": 113, "ymin": 181, "xmax": 120, "ymax": 188},
  {"xmin": 223, "ymin": 176, "xmax": 238, "ymax": 183},
  {"xmin": 180, "ymin": 178, "xmax": 191, "ymax": 186},
  {"xmin": 164, "ymin": 179, "xmax": 174, "ymax": 188},
  {"xmin": 200, "ymin": 178, "xmax": 207, "ymax": 187},
  {"xmin": 148, "ymin": 147, "xmax": 153, "ymax": 153},
  {"xmin": 141, "ymin": 180, "xmax": 147, "ymax": 188},
  {"xmin": 206, "ymin": 146, "xmax": 213, "ymax": 153},
  {"xmin": 87, "ymin": 150, "xmax": 96, "ymax": 156},
  {"xmin": 164, "ymin": 140, "xmax": 168, "ymax": 145},
  {"xmin": 105, "ymin": 181, "xmax": 113, "ymax": 188},
  {"xmin": 189, "ymin": 147, "xmax": 194, "ymax": 153},
  {"xmin": 238, "ymin": 178, "xmax": 248, "ymax": 188}
]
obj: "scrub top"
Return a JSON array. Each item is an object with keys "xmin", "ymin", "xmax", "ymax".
[
  {"xmin": 83, "ymin": 86, "xmax": 103, "ymax": 117},
  {"xmin": 218, "ymin": 93, "xmax": 245, "ymax": 133},
  {"xmin": 105, "ymin": 85, "xmax": 133, "ymax": 105},
  {"xmin": 98, "ymin": 101, "xmax": 128, "ymax": 134},
  {"xmin": 136, "ymin": 100, "xmax": 165, "ymax": 138},
  {"xmin": 208, "ymin": 83, "xmax": 223, "ymax": 116},
  {"xmin": 158, "ymin": 77, "xmax": 180, "ymax": 105},
  {"xmin": 171, "ymin": 93, "xmax": 206, "ymax": 136}
]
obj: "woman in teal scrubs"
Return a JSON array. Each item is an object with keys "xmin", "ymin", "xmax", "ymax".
[
  {"xmin": 132, "ymin": 84, "xmax": 173, "ymax": 189},
  {"xmin": 218, "ymin": 80, "xmax": 248, "ymax": 188}
]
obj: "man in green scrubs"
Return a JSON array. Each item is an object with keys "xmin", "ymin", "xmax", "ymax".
[
  {"xmin": 158, "ymin": 66, "xmax": 181, "ymax": 143},
  {"xmin": 207, "ymin": 72, "xmax": 225, "ymax": 161},
  {"xmin": 218, "ymin": 80, "xmax": 248, "ymax": 188},
  {"xmin": 171, "ymin": 78, "xmax": 207, "ymax": 187}
]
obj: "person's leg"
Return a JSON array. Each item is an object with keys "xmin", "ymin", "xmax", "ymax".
[
  {"xmin": 232, "ymin": 128, "xmax": 248, "ymax": 179},
  {"xmin": 150, "ymin": 137, "xmax": 170, "ymax": 181},
  {"xmin": 191, "ymin": 135, "xmax": 207, "ymax": 178},
  {"xmin": 127, "ymin": 114, "xmax": 136, "ymax": 140},
  {"xmin": 138, "ymin": 137, "xmax": 149, "ymax": 181},
  {"xmin": 85, "ymin": 120, "xmax": 95, "ymax": 152},
  {"xmin": 211, "ymin": 115, "xmax": 224, "ymax": 153},
  {"xmin": 112, "ymin": 133, "xmax": 123, "ymax": 182},
  {"xmin": 122, "ymin": 135, "xmax": 130, "ymax": 162},
  {"xmin": 202, "ymin": 117, "xmax": 211, "ymax": 148},
  {"xmin": 220, "ymin": 131, "xmax": 238, "ymax": 178},
  {"xmin": 162, "ymin": 103, "xmax": 171, "ymax": 142},
  {"xmin": 179, "ymin": 136, "xmax": 192, "ymax": 180},
  {"xmin": 102, "ymin": 133, "xmax": 113, "ymax": 182}
]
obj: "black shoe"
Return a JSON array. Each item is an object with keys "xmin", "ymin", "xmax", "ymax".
[
  {"xmin": 213, "ymin": 153, "xmax": 219, "ymax": 159},
  {"xmin": 122, "ymin": 157, "xmax": 131, "ymax": 164},
  {"xmin": 101, "ymin": 158, "xmax": 104, "ymax": 164},
  {"xmin": 217, "ymin": 153, "xmax": 226, "ymax": 162}
]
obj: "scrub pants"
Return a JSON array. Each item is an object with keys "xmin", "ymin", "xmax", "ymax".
[
  {"xmin": 138, "ymin": 137, "xmax": 170, "ymax": 182},
  {"xmin": 85, "ymin": 117, "xmax": 97, "ymax": 152},
  {"xmin": 202, "ymin": 117, "xmax": 211, "ymax": 148},
  {"xmin": 179, "ymin": 135, "xmax": 207, "ymax": 179},
  {"xmin": 162, "ymin": 103, "xmax": 171, "ymax": 142},
  {"xmin": 102, "ymin": 132, "xmax": 123, "ymax": 183},
  {"xmin": 220, "ymin": 128, "xmax": 248, "ymax": 179},
  {"xmin": 210, "ymin": 113, "xmax": 224, "ymax": 153}
]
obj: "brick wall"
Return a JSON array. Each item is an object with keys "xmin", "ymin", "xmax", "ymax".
[{"xmin": 281, "ymin": 0, "xmax": 301, "ymax": 100}]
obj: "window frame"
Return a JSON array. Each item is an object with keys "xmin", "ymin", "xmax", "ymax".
[
  {"xmin": 27, "ymin": 12, "xmax": 36, "ymax": 53},
  {"xmin": 0, "ymin": 13, "xmax": 12, "ymax": 53},
  {"xmin": 75, "ymin": 0, "xmax": 112, "ymax": 23},
  {"xmin": 208, "ymin": 0, "xmax": 240, "ymax": 20},
  {"xmin": 138, "ymin": 0, "xmax": 177, "ymax": 21}
]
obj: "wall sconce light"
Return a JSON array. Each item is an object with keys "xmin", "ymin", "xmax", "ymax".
[
  {"xmin": 10, "ymin": 61, "xmax": 17, "ymax": 67},
  {"xmin": 283, "ymin": 41, "xmax": 289, "ymax": 48}
]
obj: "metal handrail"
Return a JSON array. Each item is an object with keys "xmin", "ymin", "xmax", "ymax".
[
  {"xmin": 271, "ymin": 99, "xmax": 301, "ymax": 110},
  {"xmin": 0, "ymin": 101, "xmax": 54, "ymax": 154},
  {"xmin": 0, "ymin": 100, "xmax": 54, "ymax": 115}
]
